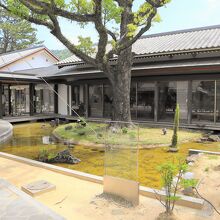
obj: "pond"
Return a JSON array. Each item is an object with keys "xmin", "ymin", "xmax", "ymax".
[{"xmin": 1, "ymin": 122, "xmax": 220, "ymax": 188}]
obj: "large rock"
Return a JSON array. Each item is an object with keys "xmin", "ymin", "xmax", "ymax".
[
  {"xmin": 208, "ymin": 135, "xmax": 220, "ymax": 142},
  {"xmin": 49, "ymin": 149, "xmax": 81, "ymax": 164}
]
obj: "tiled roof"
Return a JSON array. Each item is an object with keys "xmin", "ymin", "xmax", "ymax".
[
  {"xmin": 57, "ymin": 25, "xmax": 220, "ymax": 66},
  {"xmin": 0, "ymin": 46, "xmax": 59, "ymax": 69}
]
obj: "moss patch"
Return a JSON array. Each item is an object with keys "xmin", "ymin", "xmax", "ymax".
[{"xmin": 54, "ymin": 122, "xmax": 203, "ymax": 147}]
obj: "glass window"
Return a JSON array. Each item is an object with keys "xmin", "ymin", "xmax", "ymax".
[
  {"xmin": 103, "ymin": 84, "xmax": 112, "ymax": 118},
  {"xmin": 2, "ymin": 84, "xmax": 10, "ymax": 116},
  {"xmin": 35, "ymin": 84, "xmax": 54, "ymax": 114},
  {"xmin": 130, "ymin": 82, "xmax": 137, "ymax": 119},
  {"xmin": 89, "ymin": 84, "xmax": 103, "ymax": 118},
  {"xmin": 158, "ymin": 81, "xmax": 176, "ymax": 121},
  {"xmin": 137, "ymin": 82, "xmax": 155, "ymax": 120},
  {"xmin": 192, "ymin": 81, "xmax": 214, "ymax": 123},
  {"xmin": 10, "ymin": 85, "xmax": 30, "ymax": 116}
]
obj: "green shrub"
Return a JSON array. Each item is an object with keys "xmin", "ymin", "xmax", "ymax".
[
  {"xmin": 171, "ymin": 104, "xmax": 180, "ymax": 148},
  {"xmin": 38, "ymin": 149, "xmax": 49, "ymax": 162},
  {"xmin": 122, "ymin": 127, "xmax": 128, "ymax": 134}
]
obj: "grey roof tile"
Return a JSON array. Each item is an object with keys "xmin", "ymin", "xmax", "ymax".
[{"xmin": 57, "ymin": 25, "xmax": 220, "ymax": 66}]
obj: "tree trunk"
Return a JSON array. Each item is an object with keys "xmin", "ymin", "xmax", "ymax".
[{"xmin": 111, "ymin": 47, "xmax": 133, "ymax": 122}]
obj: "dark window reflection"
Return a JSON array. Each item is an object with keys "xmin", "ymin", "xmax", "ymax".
[{"xmin": 192, "ymin": 81, "xmax": 214, "ymax": 123}]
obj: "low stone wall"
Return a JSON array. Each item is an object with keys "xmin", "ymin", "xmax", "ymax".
[{"xmin": 0, "ymin": 120, "xmax": 13, "ymax": 144}]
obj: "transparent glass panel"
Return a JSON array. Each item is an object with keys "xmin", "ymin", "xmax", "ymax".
[
  {"xmin": 192, "ymin": 80, "xmax": 214, "ymax": 123},
  {"xmin": 104, "ymin": 121, "xmax": 139, "ymax": 181}
]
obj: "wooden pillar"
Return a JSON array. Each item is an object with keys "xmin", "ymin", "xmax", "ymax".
[
  {"xmin": 29, "ymin": 83, "xmax": 35, "ymax": 116},
  {"xmin": 102, "ymin": 84, "xmax": 104, "ymax": 118},
  {"xmin": 67, "ymin": 85, "xmax": 70, "ymax": 115},
  {"xmin": 54, "ymin": 84, "xmax": 58, "ymax": 114},
  {"xmin": 85, "ymin": 84, "xmax": 89, "ymax": 118},
  {"xmin": 187, "ymin": 81, "xmax": 192, "ymax": 124},
  {"xmin": 135, "ymin": 82, "xmax": 138, "ymax": 119},
  {"xmin": 8, "ymin": 84, "xmax": 12, "ymax": 115},
  {"xmin": 0, "ymin": 83, "xmax": 3, "ymax": 119},
  {"xmin": 154, "ymin": 81, "xmax": 158, "ymax": 122}
]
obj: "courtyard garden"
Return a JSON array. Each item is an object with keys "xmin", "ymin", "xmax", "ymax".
[{"xmin": 1, "ymin": 122, "xmax": 220, "ymax": 188}]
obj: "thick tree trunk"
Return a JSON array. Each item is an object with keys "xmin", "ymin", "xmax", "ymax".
[{"xmin": 111, "ymin": 47, "xmax": 133, "ymax": 122}]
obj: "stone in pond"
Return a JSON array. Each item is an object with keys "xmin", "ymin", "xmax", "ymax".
[
  {"xmin": 208, "ymin": 135, "xmax": 220, "ymax": 142},
  {"xmin": 49, "ymin": 149, "xmax": 81, "ymax": 164}
]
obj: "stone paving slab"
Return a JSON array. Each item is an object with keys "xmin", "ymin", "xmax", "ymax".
[{"xmin": 0, "ymin": 178, "xmax": 65, "ymax": 220}]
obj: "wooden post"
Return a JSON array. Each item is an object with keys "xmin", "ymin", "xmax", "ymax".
[
  {"xmin": 187, "ymin": 81, "xmax": 192, "ymax": 124},
  {"xmin": 54, "ymin": 84, "xmax": 58, "ymax": 114},
  {"xmin": 0, "ymin": 83, "xmax": 3, "ymax": 119},
  {"xmin": 85, "ymin": 84, "xmax": 89, "ymax": 118},
  {"xmin": 8, "ymin": 84, "xmax": 12, "ymax": 115},
  {"xmin": 29, "ymin": 83, "xmax": 35, "ymax": 116},
  {"xmin": 154, "ymin": 81, "xmax": 158, "ymax": 122}
]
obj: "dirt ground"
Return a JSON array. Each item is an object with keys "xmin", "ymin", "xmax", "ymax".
[
  {"xmin": 190, "ymin": 154, "xmax": 220, "ymax": 220},
  {"xmin": 0, "ymin": 156, "xmax": 219, "ymax": 220}
]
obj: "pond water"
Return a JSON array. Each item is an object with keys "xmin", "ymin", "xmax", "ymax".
[{"xmin": 1, "ymin": 122, "xmax": 220, "ymax": 188}]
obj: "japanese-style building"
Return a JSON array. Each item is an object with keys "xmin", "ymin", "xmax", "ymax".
[{"xmin": 1, "ymin": 25, "xmax": 220, "ymax": 129}]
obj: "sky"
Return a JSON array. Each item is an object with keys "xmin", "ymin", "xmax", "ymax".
[{"xmin": 35, "ymin": 0, "xmax": 220, "ymax": 50}]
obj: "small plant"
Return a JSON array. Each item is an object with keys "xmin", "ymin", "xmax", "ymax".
[
  {"xmin": 38, "ymin": 149, "xmax": 49, "ymax": 162},
  {"xmin": 204, "ymin": 167, "xmax": 209, "ymax": 172},
  {"xmin": 122, "ymin": 127, "xmax": 128, "ymax": 134},
  {"xmin": 170, "ymin": 104, "xmax": 180, "ymax": 152},
  {"xmin": 156, "ymin": 159, "xmax": 188, "ymax": 220}
]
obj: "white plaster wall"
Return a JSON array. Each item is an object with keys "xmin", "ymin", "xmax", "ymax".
[
  {"xmin": 68, "ymin": 86, "xmax": 72, "ymax": 115},
  {"xmin": 1, "ymin": 51, "xmax": 57, "ymax": 72},
  {"xmin": 58, "ymin": 84, "xmax": 68, "ymax": 115}
]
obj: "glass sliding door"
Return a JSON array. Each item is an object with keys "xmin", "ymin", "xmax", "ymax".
[
  {"xmin": 130, "ymin": 82, "xmax": 137, "ymax": 119},
  {"xmin": 35, "ymin": 84, "xmax": 54, "ymax": 114},
  {"xmin": 89, "ymin": 84, "xmax": 103, "ymax": 118},
  {"xmin": 71, "ymin": 85, "xmax": 86, "ymax": 116},
  {"xmin": 137, "ymin": 82, "xmax": 155, "ymax": 120},
  {"xmin": 10, "ymin": 85, "xmax": 30, "ymax": 116},
  {"xmin": 103, "ymin": 84, "xmax": 112, "ymax": 118},
  {"xmin": 192, "ymin": 80, "xmax": 215, "ymax": 123},
  {"xmin": 158, "ymin": 81, "xmax": 176, "ymax": 121},
  {"xmin": 2, "ymin": 84, "xmax": 10, "ymax": 116},
  {"xmin": 176, "ymin": 81, "xmax": 189, "ymax": 123}
]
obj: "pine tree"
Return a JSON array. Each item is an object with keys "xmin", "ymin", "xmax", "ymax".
[{"xmin": 0, "ymin": 9, "xmax": 42, "ymax": 54}]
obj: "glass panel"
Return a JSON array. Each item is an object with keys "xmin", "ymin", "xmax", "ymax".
[
  {"xmin": 158, "ymin": 81, "xmax": 176, "ymax": 121},
  {"xmin": 130, "ymin": 82, "xmax": 137, "ymax": 119},
  {"xmin": 176, "ymin": 81, "xmax": 188, "ymax": 123},
  {"xmin": 103, "ymin": 84, "xmax": 113, "ymax": 118},
  {"xmin": 72, "ymin": 85, "xmax": 86, "ymax": 116},
  {"xmin": 89, "ymin": 84, "xmax": 103, "ymax": 118},
  {"xmin": 137, "ymin": 82, "xmax": 154, "ymax": 120},
  {"xmin": 192, "ymin": 80, "xmax": 214, "ymax": 123},
  {"xmin": 35, "ymin": 84, "xmax": 54, "ymax": 114},
  {"xmin": 2, "ymin": 84, "xmax": 10, "ymax": 116},
  {"xmin": 216, "ymin": 81, "xmax": 220, "ymax": 122},
  {"xmin": 10, "ymin": 85, "xmax": 30, "ymax": 116},
  {"xmin": 104, "ymin": 121, "xmax": 139, "ymax": 181}
]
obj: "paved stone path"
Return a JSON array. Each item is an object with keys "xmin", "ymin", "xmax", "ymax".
[{"xmin": 0, "ymin": 179, "xmax": 65, "ymax": 220}]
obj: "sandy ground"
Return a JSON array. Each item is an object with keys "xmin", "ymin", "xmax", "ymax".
[
  {"xmin": 191, "ymin": 154, "xmax": 220, "ymax": 219},
  {"xmin": 0, "ymin": 156, "xmax": 219, "ymax": 220}
]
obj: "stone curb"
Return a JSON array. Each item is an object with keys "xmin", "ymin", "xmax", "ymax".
[
  {"xmin": 0, "ymin": 120, "xmax": 13, "ymax": 144},
  {"xmin": 189, "ymin": 149, "xmax": 220, "ymax": 156},
  {"xmin": 0, "ymin": 152, "xmax": 204, "ymax": 210}
]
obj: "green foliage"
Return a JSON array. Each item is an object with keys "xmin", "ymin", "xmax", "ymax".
[
  {"xmin": 122, "ymin": 127, "xmax": 128, "ymax": 134},
  {"xmin": 204, "ymin": 167, "xmax": 209, "ymax": 172},
  {"xmin": 38, "ymin": 149, "xmax": 49, "ymax": 162},
  {"xmin": 181, "ymin": 179, "xmax": 198, "ymax": 189},
  {"xmin": 158, "ymin": 159, "xmax": 189, "ymax": 214},
  {"xmin": 171, "ymin": 104, "xmax": 180, "ymax": 148},
  {"xmin": 0, "ymin": 8, "xmax": 42, "ymax": 53},
  {"xmin": 76, "ymin": 36, "xmax": 95, "ymax": 55}
]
